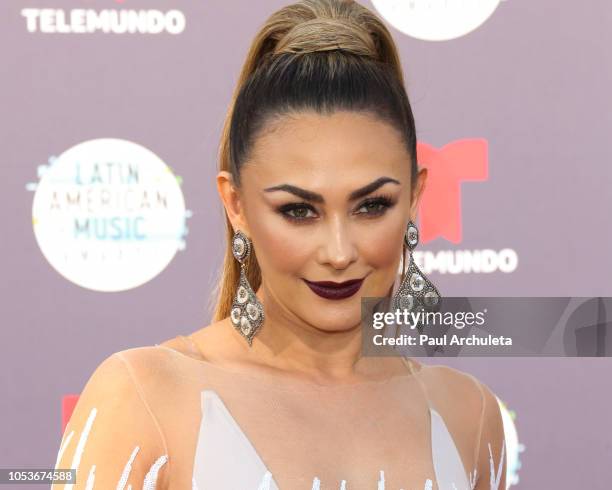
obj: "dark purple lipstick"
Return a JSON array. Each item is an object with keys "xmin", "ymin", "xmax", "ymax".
[{"xmin": 303, "ymin": 277, "xmax": 364, "ymax": 300}]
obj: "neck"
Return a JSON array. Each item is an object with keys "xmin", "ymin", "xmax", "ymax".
[{"xmin": 242, "ymin": 283, "xmax": 370, "ymax": 381}]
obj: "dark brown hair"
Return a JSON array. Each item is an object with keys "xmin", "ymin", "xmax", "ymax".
[{"xmin": 213, "ymin": 0, "xmax": 417, "ymax": 321}]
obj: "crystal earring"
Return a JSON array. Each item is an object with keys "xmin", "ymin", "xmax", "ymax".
[
  {"xmin": 230, "ymin": 230, "xmax": 264, "ymax": 346},
  {"xmin": 392, "ymin": 221, "xmax": 441, "ymax": 313}
]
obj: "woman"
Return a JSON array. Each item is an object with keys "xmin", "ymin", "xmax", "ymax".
[{"xmin": 52, "ymin": 1, "xmax": 506, "ymax": 489}]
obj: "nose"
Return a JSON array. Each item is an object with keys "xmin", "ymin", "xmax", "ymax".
[{"xmin": 317, "ymin": 215, "xmax": 358, "ymax": 270}]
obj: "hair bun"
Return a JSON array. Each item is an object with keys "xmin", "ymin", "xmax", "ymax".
[{"xmin": 273, "ymin": 17, "xmax": 378, "ymax": 59}]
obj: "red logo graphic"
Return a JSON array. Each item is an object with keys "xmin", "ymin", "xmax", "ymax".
[
  {"xmin": 416, "ymin": 139, "xmax": 488, "ymax": 244},
  {"xmin": 62, "ymin": 394, "xmax": 80, "ymax": 433}
]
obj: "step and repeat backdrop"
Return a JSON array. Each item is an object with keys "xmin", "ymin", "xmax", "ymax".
[{"xmin": 1, "ymin": 0, "xmax": 611, "ymax": 488}]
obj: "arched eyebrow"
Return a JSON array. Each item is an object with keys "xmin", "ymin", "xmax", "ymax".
[{"xmin": 263, "ymin": 176, "xmax": 400, "ymax": 203}]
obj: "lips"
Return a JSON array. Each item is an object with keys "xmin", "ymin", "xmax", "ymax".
[{"xmin": 302, "ymin": 277, "xmax": 364, "ymax": 300}]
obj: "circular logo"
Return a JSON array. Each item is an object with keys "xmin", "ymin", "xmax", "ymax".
[
  {"xmin": 31, "ymin": 138, "xmax": 187, "ymax": 292},
  {"xmin": 371, "ymin": 0, "xmax": 501, "ymax": 41},
  {"xmin": 498, "ymin": 398, "xmax": 524, "ymax": 487}
]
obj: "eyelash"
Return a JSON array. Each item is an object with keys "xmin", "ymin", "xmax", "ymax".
[{"xmin": 277, "ymin": 194, "xmax": 396, "ymax": 223}]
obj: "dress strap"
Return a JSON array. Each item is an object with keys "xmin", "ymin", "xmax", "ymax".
[
  {"xmin": 402, "ymin": 357, "xmax": 473, "ymax": 489},
  {"xmin": 400, "ymin": 355, "xmax": 417, "ymax": 375},
  {"xmin": 400, "ymin": 356, "xmax": 433, "ymax": 410}
]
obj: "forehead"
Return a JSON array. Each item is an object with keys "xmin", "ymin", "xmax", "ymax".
[{"xmin": 244, "ymin": 111, "xmax": 411, "ymax": 186}]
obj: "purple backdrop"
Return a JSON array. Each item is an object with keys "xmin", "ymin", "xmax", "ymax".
[{"xmin": 1, "ymin": 0, "xmax": 611, "ymax": 488}]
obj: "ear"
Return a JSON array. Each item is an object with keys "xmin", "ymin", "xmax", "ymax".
[
  {"xmin": 408, "ymin": 167, "xmax": 427, "ymax": 222},
  {"xmin": 216, "ymin": 170, "xmax": 249, "ymax": 234}
]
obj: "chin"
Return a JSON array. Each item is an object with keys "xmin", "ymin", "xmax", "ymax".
[{"xmin": 300, "ymin": 305, "xmax": 363, "ymax": 332}]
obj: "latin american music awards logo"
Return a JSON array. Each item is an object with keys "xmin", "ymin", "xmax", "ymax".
[
  {"xmin": 371, "ymin": 0, "xmax": 501, "ymax": 41},
  {"xmin": 28, "ymin": 138, "xmax": 190, "ymax": 292}
]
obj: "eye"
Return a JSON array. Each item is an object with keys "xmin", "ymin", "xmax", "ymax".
[
  {"xmin": 277, "ymin": 203, "xmax": 318, "ymax": 222},
  {"xmin": 355, "ymin": 195, "xmax": 395, "ymax": 217}
]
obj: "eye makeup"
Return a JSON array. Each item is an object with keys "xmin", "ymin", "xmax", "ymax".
[{"xmin": 275, "ymin": 193, "xmax": 397, "ymax": 223}]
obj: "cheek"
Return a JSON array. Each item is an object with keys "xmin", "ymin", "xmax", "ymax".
[
  {"xmin": 249, "ymin": 218, "xmax": 312, "ymax": 275},
  {"xmin": 360, "ymin": 221, "xmax": 404, "ymax": 269}
]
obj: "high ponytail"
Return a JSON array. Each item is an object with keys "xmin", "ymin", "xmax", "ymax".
[{"xmin": 211, "ymin": 0, "xmax": 417, "ymax": 322}]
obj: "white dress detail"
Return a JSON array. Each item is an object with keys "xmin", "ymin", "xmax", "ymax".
[
  {"xmin": 52, "ymin": 345, "xmax": 506, "ymax": 489},
  {"xmin": 64, "ymin": 407, "xmax": 97, "ymax": 490},
  {"xmin": 488, "ymin": 441, "xmax": 505, "ymax": 490},
  {"xmin": 193, "ymin": 390, "xmax": 279, "ymax": 489},
  {"xmin": 430, "ymin": 408, "xmax": 471, "ymax": 489},
  {"xmin": 116, "ymin": 445, "xmax": 140, "ymax": 490},
  {"xmin": 193, "ymin": 389, "xmax": 480, "ymax": 490},
  {"xmin": 55, "ymin": 430, "xmax": 74, "ymax": 470},
  {"xmin": 54, "ymin": 407, "xmax": 168, "ymax": 490},
  {"xmin": 85, "ymin": 465, "xmax": 95, "ymax": 490},
  {"xmin": 142, "ymin": 454, "xmax": 168, "ymax": 490}
]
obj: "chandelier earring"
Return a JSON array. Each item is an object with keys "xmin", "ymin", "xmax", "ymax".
[
  {"xmin": 391, "ymin": 220, "xmax": 441, "ymax": 313},
  {"xmin": 229, "ymin": 230, "xmax": 265, "ymax": 346}
]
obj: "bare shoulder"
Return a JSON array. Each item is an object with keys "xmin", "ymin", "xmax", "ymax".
[
  {"xmin": 149, "ymin": 318, "xmax": 232, "ymax": 359},
  {"xmin": 87, "ymin": 328, "xmax": 222, "ymax": 385},
  {"xmin": 104, "ymin": 344, "xmax": 181, "ymax": 380},
  {"xmin": 417, "ymin": 362, "xmax": 505, "ymax": 446},
  {"xmin": 183, "ymin": 318, "xmax": 247, "ymax": 364},
  {"xmin": 429, "ymin": 363, "xmax": 502, "ymax": 414}
]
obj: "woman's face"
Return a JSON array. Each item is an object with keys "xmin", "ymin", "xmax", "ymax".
[{"xmin": 219, "ymin": 111, "xmax": 426, "ymax": 332}]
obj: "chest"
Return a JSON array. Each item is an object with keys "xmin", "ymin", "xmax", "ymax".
[{"xmin": 191, "ymin": 388, "xmax": 449, "ymax": 490}]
